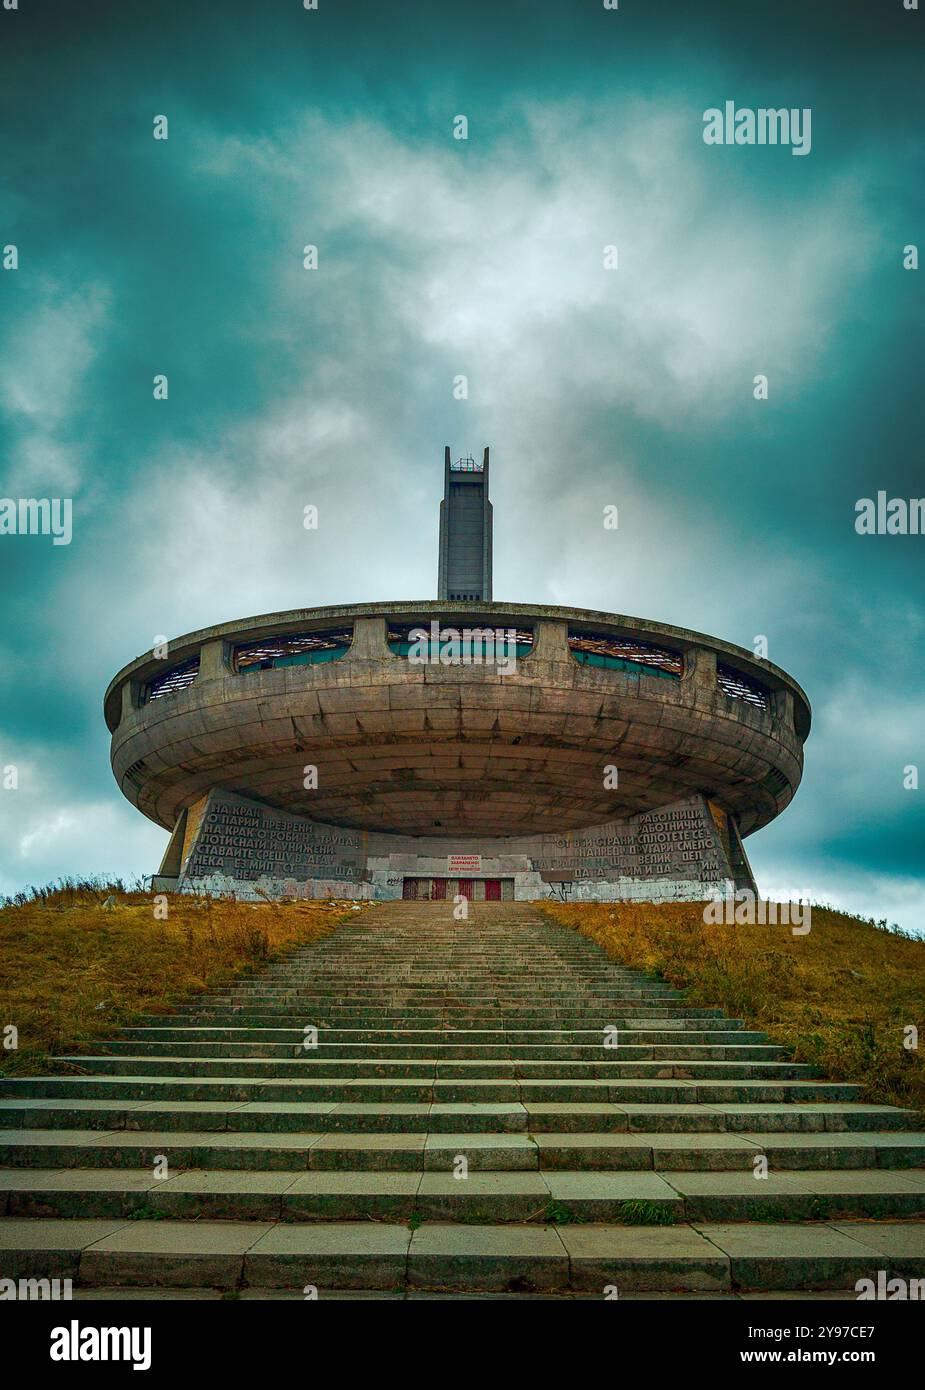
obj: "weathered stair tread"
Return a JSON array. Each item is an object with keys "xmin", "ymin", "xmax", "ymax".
[
  {"xmin": 692, "ymin": 1220, "xmax": 925, "ymax": 1287},
  {"xmin": 828, "ymin": 1220, "xmax": 925, "ymax": 1259},
  {"xmin": 555, "ymin": 1222, "xmax": 731, "ymax": 1291},
  {"xmin": 1, "ymin": 1098, "xmax": 914, "ymax": 1135},
  {"xmin": 55, "ymin": 1052, "xmax": 797, "ymax": 1071},
  {"xmin": 6, "ymin": 1166, "xmax": 924, "ymax": 1225},
  {"xmin": 0, "ymin": 1077, "xmax": 860, "ymax": 1111},
  {"xmin": 2, "ymin": 1216, "xmax": 923, "ymax": 1293},
  {"xmin": 4, "ymin": 1128, "xmax": 924, "ymax": 1176},
  {"xmin": 125, "ymin": 1025, "xmax": 753, "ymax": 1040},
  {"xmin": 62, "ymin": 1286, "xmax": 863, "ymax": 1301},
  {"xmin": 0, "ymin": 1217, "xmax": 132, "ymax": 1251},
  {"xmin": 659, "ymin": 1170, "xmax": 925, "ymax": 1220}
]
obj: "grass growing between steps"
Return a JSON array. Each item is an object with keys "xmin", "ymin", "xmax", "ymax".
[
  {"xmin": 0, "ymin": 879, "xmax": 368, "ymax": 1076},
  {"xmin": 538, "ymin": 902, "xmax": 925, "ymax": 1118}
]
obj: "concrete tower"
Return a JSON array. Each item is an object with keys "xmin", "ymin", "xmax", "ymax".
[{"xmin": 437, "ymin": 446, "xmax": 493, "ymax": 601}]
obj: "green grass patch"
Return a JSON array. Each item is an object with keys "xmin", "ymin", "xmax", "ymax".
[
  {"xmin": 617, "ymin": 1200, "xmax": 677, "ymax": 1225},
  {"xmin": 0, "ymin": 880, "xmax": 369, "ymax": 1075},
  {"xmin": 538, "ymin": 901, "xmax": 925, "ymax": 1119}
]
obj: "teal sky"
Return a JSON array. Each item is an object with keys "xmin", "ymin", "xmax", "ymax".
[{"xmin": 0, "ymin": 0, "xmax": 923, "ymax": 928}]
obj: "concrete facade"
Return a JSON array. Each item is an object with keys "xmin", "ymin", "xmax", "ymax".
[{"xmin": 164, "ymin": 786, "xmax": 739, "ymax": 903}]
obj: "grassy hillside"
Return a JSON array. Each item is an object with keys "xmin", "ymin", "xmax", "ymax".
[
  {"xmin": 539, "ymin": 901, "xmax": 925, "ymax": 1117},
  {"xmin": 0, "ymin": 880, "xmax": 366, "ymax": 1076}
]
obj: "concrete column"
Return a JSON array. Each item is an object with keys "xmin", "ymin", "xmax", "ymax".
[
  {"xmin": 197, "ymin": 638, "xmax": 231, "ymax": 681},
  {"xmin": 528, "ymin": 618, "xmax": 570, "ymax": 663},
  {"xmin": 120, "ymin": 680, "xmax": 139, "ymax": 722},
  {"xmin": 772, "ymin": 687, "xmax": 795, "ymax": 731},
  {"xmin": 683, "ymin": 645, "xmax": 717, "ymax": 698},
  {"xmin": 348, "ymin": 616, "xmax": 393, "ymax": 660}
]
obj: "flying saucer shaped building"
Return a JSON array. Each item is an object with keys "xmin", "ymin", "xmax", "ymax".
[{"xmin": 104, "ymin": 448, "xmax": 810, "ymax": 902}]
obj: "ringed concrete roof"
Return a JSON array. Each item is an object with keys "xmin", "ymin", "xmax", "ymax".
[
  {"xmin": 104, "ymin": 601, "xmax": 810, "ymax": 841},
  {"xmin": 104, "ymin": 600, "xmax": 811, "ymax": 738}
]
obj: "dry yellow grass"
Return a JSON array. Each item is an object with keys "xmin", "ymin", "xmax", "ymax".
[
  {"xmin": 538, "ymin": 901, "xmax": 925, "ymax": 1117},
  {"xmin": 0, "ymin": 884, "xmax": 368, "ymax": 1075}
]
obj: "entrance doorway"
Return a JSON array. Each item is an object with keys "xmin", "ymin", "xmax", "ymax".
[
  {"xmin": 402, "ymin": 877, "xmax": 449, "ymax": 901},
  {"xmin": 400, "ymin": 877, "xmax": 513, "ymax": 901}
]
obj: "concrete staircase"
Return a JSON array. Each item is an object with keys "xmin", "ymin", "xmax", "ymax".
[{"xmin": 1, "ymin": 900, "xmax": 924, "ymax": 1298}]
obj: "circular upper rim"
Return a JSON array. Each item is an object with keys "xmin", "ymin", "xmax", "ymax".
[{"xmin": 103, "ymin": 599, "xmax": 811, "ymax": 740}]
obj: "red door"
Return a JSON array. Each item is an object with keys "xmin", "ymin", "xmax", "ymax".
[
  {"xmin": 431, "ymin": 878, "xmax": 447, "ymax": 900},
  {"xmin": 457, "ymin": 879, "xmax": 474, "ymax": 899},
  {"xmin": 402, "ymin": 878, "xmax": 418, "ymax": 900},
  {"xmin": 484, "ymin": 879, "xmax": 501, "ymax": 901}
]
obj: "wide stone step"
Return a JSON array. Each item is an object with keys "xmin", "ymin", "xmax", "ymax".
[
  {"xmin": 657, "ymin": 1170, "xmax": 925, "ymax": 1222},
  {"xmin": 174, "ymin": 1010, "xmax": 707, "ymax": 1024},
  {"xmin": 0, "ymin": 1167, "xmax": 676, "ymax": 1222},
  {"xmin": 4, "ymin": 1166, "xmax": 924, "ymax": 1224},
  {"xmin": 50, "ymin": 1054, "xmax": 802, "ymax": 1080},
  {"xmin": 205, "ymin": 991, "xmax": 687, "ymax": 1003},
  {"xmin": 212, "ymin": 974, "xmax": 685, "ymax": 985},
  {"xmin": 1, "ymin": 1215, "xmax": 923, "ymax": 1293},
  {"xmin": 1, "ymin": 1075, "xmax": 849, "ymax": 1105},
  {"xmin": 1, "ymin": 1098, "xmax": 909, "ymax": 1135},
  {"xmin": 250, "ymin": 974, "xmax": 650, "ymax": 984},
  {"xmin": 181, "ymin": 996, "xmax": 687, "ymax": 1005},
  {"xmin": 118, "ymin": 1026, "xmax": 757, "ymax": 1045},
  {"xmin": 4, "ymin": 1128, "xmax": 924, "ymax": 1173},
  {"xmin": 97, "ymin": 1040, "xmax": 781, "ymax": 1060},
  {"xmin": 535, "ymin": 1131, "xmax": 925, "ymax": 1172},
  {"xmin": 164, "ymin": 1012, "xmax": 737, "ymax": 1028}
]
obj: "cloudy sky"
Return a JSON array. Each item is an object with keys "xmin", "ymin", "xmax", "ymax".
[{"xmin": 1, "ymin": 0, "xmax": 922, "ymax": 929}]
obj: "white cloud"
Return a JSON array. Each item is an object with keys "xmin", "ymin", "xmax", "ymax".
[
  {"xmin": 0, "ymin": 282, "xmax": 110, "ymax": 495},
  {"xmin": 192, "ymin": 105, "xmax": 878, "ymax": 433},
  {"xmin": 0, "ymin": 756, "xmax": 166, "ymax": 897},
  {"xmin": 759, "ymin": 867, "xmax": 925, "ymax": 938}
]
